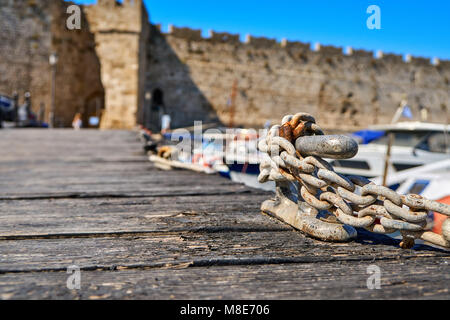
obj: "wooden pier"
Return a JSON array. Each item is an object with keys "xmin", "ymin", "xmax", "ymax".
[{"xmin": 0, "ymin": 129, "xmax": 448, "ymax": 299}]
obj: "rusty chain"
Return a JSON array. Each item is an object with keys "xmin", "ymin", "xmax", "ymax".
[{"xmin": 258, "ymin": 113, "xmax": 450, "ymax": 249}]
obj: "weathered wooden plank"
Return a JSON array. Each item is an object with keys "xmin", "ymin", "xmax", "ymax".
[
  {"xmin": 1, "ymin": 229, "xmax": 448, "ymax": 273},
  {"xmin": 0, "ymin": 169, "xmax": 236, "ymax": 185},
  {"xmin": 0, "ymin": 183, "xmax": 259, "ymax": 201},
  {"xmin": 0, "ymin": 257, "xmax": 448, "ymax": 300},
  {"xmin": 0, "ymin": 174, "xmax": 240, "ymax": 193},
  {"xmin": 0, "ymin": 173, "xmax": 237, "ymax": 192},
  {"xmin": 0, "ymin": 194, "xmax": 280, "ymax": 236},
  {"xmin": 0, "ymin": 130, "xmax": 143, "ymax": 160},
  {"xmin": 0, "ymin": 161, "xmax": 148, "ymax": 173},
  {"xmin": 0, "ymin": 193, "xmax": 269, "ymax": 217},
  {"xmin": 0, "ymin": 129, "xmax": 139, "ymax": 141},
  {"xmin": 0, "ymin": 157, "xmax": 255, "ymax": 199}
]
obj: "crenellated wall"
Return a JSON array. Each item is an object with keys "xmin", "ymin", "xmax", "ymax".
[{"xmin": 146, "ymin": 25, "xmax": 450, "ymax": 130}]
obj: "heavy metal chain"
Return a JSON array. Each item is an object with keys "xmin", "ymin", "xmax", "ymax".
[{"xmin": 258, "ymin": 113, "xmax": 450, "ymax": 249}]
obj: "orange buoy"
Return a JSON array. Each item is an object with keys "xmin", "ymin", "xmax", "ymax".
[{"xmin": 432, "ymin": 196, "xmax": 450, "ymax": 234}]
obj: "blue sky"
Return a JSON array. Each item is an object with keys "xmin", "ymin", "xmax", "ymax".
[{"xmin": 71, "ymin": 0, "xmax": 450, "ymax": 60}]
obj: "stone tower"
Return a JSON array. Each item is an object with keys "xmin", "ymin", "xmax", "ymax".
[{"xmin": 85, "ymin": 0, "xmax": 149, "ymax": 129}]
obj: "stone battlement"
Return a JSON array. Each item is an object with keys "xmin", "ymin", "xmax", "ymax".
[
  {"xmin": 347, "ymin": 48, "xmax": 374, "ymax": 58},
  {"xmin": 245, "ymin": 35, "xmax": 278, "ymax": 47},
  {"xmin": 315, "ymin": 44, "xmax": 343, "ymax": 55},
  {"xmin": 168, "ymin": 25, "xmax": 202, "ymax": 41},
  {"xmin": 438, "ymin": 60, "xmax": 450, "ymax": 68},
  {"xmin": 281, "ymin": 39, "xmax": 311, "ymax": 50},
  {"xmin": 164, "ymin": 25, "xmax": 450, "ymax": 68},
  {"xmin": 85, "ymin": 0, "xmax": 144, "ymax": 33},
  {"xmin": 209, "ymin": 31, "xmax": 240, "ymax": 44}
]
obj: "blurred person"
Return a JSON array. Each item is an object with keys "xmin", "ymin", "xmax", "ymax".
[
  {"xmin": 149, "ymin": 88, "xmax": 167, "ymax": 133},
  {"xmin": 72, "ymin": 113, "xmax": 82, "ymax": 130},
  {"xmin": 419, "ymin": 105, "xmax": 429, "ymax": 122},
  {"xmin": 12, "ymin": 92, "xmax": 19, "ymax": 126},
  {"xmin": 38, "ymin": 103, "xmax": 46, "ymax": 125},
  {"xmin": 0, "ymin": 103, "xmax": 3, "ymax": 128},
  {"xmin": 18, "ymin": 92, "xmax": 32, "ymax": 126},
  {"xmin": 161, "ymin": 114, "xmax": 171, "ymax": 134}
]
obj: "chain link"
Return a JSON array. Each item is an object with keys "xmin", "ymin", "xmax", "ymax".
[{"xmin": 259, "ymin": 113, "xmax": 450, "ymax": 249}]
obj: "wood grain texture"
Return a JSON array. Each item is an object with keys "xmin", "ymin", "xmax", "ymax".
[
  {"xmin": 1, "ymin": 258, "xmax": 448, "ymax": 300},
  {"xmin": 0, "ymin": 129, "xmax": 448, "ymax": 300}
]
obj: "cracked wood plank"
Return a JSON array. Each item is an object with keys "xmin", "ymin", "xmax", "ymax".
[
  {"xmin": 0, "ymin": 257, "xmax": 448, "ymax": 300},
  {"xmin": 1, "ymin": 229, "xmax": 448, "ymax": 273},
  {"xmin": 0, "ymin": 194, "xmax": 277, "ymax": 237}
]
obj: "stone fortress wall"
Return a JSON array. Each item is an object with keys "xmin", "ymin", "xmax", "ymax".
[
  {"xmin": 0, "ymin": 0, "xmax": 53, "ymax": 122},
  {"xmin": 151, "ymin": 25, "xmax": 450, "ymax": 130},
  {"xmin": 1, "ymin": 0, "xmax": 449, "ymax": 130},
  {"xmin": 0, "ymin": 0, "xmax": 104, "ymax": 127}
]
